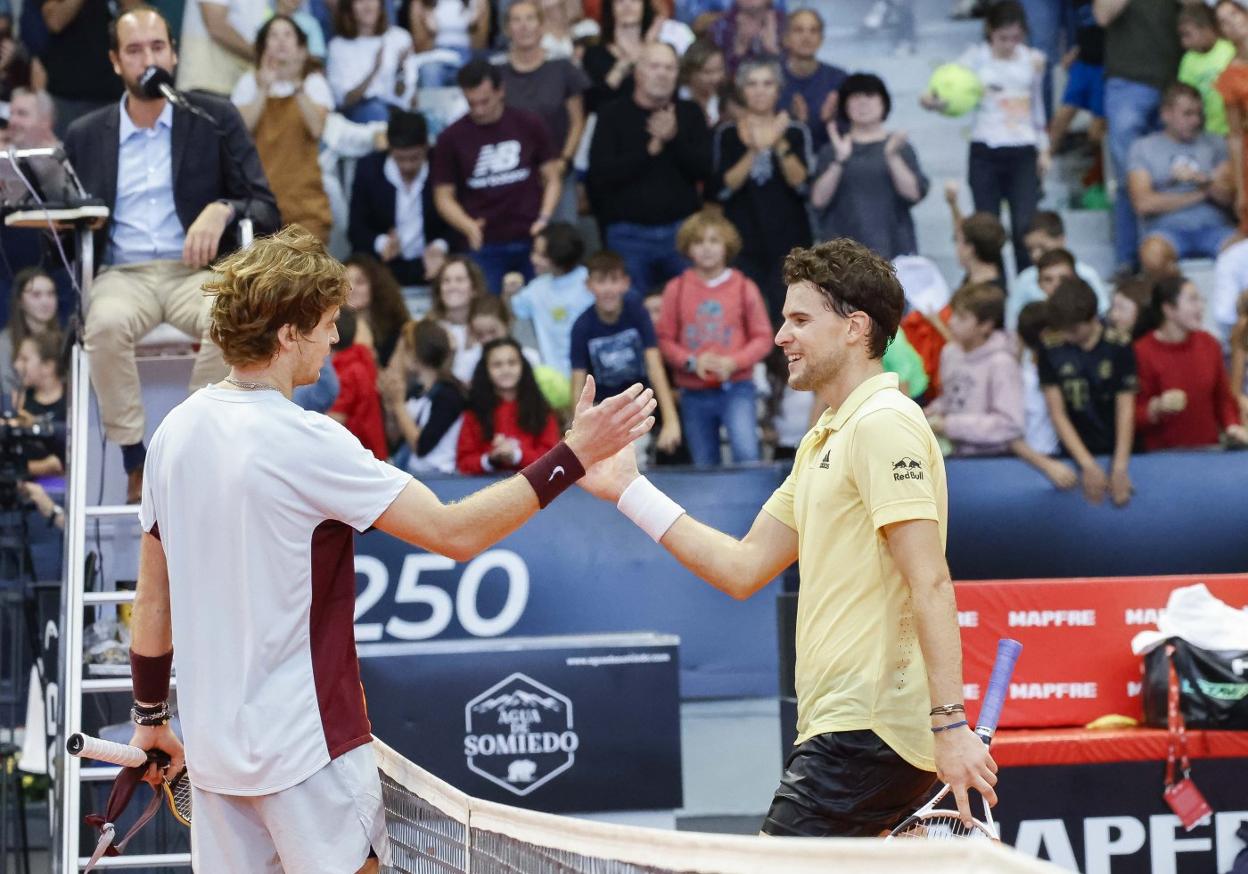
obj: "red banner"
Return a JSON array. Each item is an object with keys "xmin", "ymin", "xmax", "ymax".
[{"xmin": 952, "ymin": 574, "xmax": 1248, "ymax": 728}]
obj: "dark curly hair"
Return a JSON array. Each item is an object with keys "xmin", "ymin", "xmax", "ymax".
[
  {"xmin": 206, "ymin": 225, "xmax": 347, "ymax": 367},
  {"xmin": 781, "ymin": 239, "xmax": 903, "ymax": 359},
  {"xmin": 468, "ymin": 337, "xmax": 552, "ymax": 439}
]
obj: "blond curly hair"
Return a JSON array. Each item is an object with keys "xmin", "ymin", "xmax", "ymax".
[{"xmin": 205, "ymin": 225, "xmax": 348, "ymax": 367}]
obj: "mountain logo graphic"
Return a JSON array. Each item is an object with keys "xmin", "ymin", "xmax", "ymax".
[{"xmin": 464, "ymin": 673, "xmax": 578, "ymax": 797}]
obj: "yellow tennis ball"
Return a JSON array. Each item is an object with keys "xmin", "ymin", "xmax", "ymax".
[{"xmin": 928, "ymin": 64, "xmax": 983, "ymax": 117}]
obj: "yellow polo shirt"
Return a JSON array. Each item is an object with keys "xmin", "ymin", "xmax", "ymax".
[{"xmin": 763, "ymin": 372, "xmax": 946, "ymax": 771}]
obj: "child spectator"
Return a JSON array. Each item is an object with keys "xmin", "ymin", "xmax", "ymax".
[
  {"xmin": 1008, "ymin": 210, "xmax": 1110, "ymax": 328},
  {"xmin": 1036, "ymin": 248, "xmax": 1076, "ymax": 298},
  {"xmin": 1107, "ymin": 276, "xmax": 1153, "ymax": 339},
  {"xmin": 1048, "ymin": 0, "xmax": 1104, "ymax": 160},
  {"xmin": 1040, "ymin": 278, "xmax": 1137, "ymax": 506},
  {"xmin": 1178, "ymin": 3, "xmax": 1235, "ymax": 137},
  {"xmin": 656, "ymin": 209, "xmax": 772, "ymax": 465},
  {"xmin": 0, "ymin": 267, "xmax": 58, "ymax": 402},
  {"xmin": 469, "ymin": 296, "xmax": 543, "ymax": 369},
  {"xmin": 344, "ymin": 255, "xmax": 411, "ymax": 367},
  {"xmin": 384, "ymin": 318, "xmax": 467, "ymax": 476},
  {"xmin": 923, "ymin": 283, "xmax": 1024, "ymax": 456},
  {"xmin": 1133, "ymin": 276, "xmax": 1248, "ymax": 450},
  {"xmin": 1011, "ymin": 301, "xmax": 1076, "ymax": 489},
  {"xmin": 431, "ymin": 255, "xmax": 488, "ymax": 384},
  {"xmin": 570, "ymin": 251, "xmax": 682, "ymax": 460},
  {"xmin": 508, "ymin": 222, "xmax": 594, "ymax": 378},
  {"xmin": 457, "ymin": 337, "xmax": 561, "ymax": 473},
  {"xmin": 922, "ymin": 1, "xmax": 1048, "ymax": 270},
  {"xmin": 14, "ymin": 330, "xmax": 66, "ymax": 476},
  {"xmin": 328, "ymin": 309, "xmax": 389, "ymax": 460}
]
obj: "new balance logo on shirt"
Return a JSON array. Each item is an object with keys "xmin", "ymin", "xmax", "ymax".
[{"xmin": 468, "ymin": 141, "xmax": 530, "ymax": 190}]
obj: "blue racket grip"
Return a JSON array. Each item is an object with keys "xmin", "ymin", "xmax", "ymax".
[{"xmin": 975, "ymin": 638, "xmax": 1022, "ymax": 742}]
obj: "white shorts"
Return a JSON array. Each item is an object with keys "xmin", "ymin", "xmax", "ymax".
[{"xmin": 190, "ymin": 744, "xmax": 388, "ymax": 873}]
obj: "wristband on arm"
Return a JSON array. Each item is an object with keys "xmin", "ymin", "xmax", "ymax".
[
  {"xmin": 616, "ymin": 476, "xmax": 685, "ymax": 543},
  {"xmin": 130, "ymin": 649, "xmax": 173, "ymax": 705},
  {"xmin": 519, "ymin": 441, "xmax": 585, "ymax": 508}
]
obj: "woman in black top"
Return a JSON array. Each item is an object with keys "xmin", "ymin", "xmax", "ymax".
[
  {"xmin": 14, "ymin": 330, "xmax": 66, "ymax": 476},
  {"xmin": 810, "ymin": 73, "xmax": 929, "ymax": 261},
  {"xmin": 711, "ymin": 58, "xmax": 812, "ymax": 324},
  {"xmin": 582, "ymin": 0, "xmax": 652, "ymax": 112},
  {"xmin": 383, "ymin": 318, "xmax": 467, "ymax": 475}
]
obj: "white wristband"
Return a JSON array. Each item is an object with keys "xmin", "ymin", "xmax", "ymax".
[{"xmin": 616, "ymin": 476, "xmax": 685, "ymax": 543}]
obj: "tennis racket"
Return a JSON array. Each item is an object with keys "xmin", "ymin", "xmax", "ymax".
[
  {"xmin": 887, "ymin": 637, "xmax": 1022, "ymax": 841},
  {"xmin": 67, "ymin": 732, "xmax": 192, "ymax": 826}
]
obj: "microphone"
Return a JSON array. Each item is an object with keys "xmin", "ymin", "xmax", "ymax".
[{"xmin": 138, "ymin": 65, "xmax": 216, "ymax": 124}]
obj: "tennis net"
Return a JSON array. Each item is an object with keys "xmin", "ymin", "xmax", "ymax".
[{"xmin": 374, "ymin": 739, "xmax": 1062, "ymax": 874}]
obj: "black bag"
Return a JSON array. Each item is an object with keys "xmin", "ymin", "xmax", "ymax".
[{"xmin": 1142, "ymin": 638, "xmax": 1248, "ymax": 730}]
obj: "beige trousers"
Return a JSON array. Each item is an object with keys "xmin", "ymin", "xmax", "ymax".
[{"xmin": 84, "ymin": 260, "xmax": 227, "ymax": 446}]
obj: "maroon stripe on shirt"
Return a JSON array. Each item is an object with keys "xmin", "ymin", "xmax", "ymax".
[{"xmin": 309, "ymin": 520, "xmax": 372, "ymax": 759}]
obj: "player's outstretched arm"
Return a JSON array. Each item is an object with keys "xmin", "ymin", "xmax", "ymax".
[
  {"xmin": 580, "ymin": 444, "xmax": 797, "ymax": 599},
  {"xmin": 884, "ymin": 518, "xmax": 997, "ymax": 825},
  {"xmin": 376, "ymin": 378, "xmax": 655, "ymax": 560}
]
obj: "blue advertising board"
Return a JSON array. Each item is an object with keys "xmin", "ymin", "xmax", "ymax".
[
  {"xmin": 358, "ymin": 633, "xmax": 683, "ymax": 812},
  {"xmin": 353, "ymin": 467, "xmax": 785, "ymax": 699}
]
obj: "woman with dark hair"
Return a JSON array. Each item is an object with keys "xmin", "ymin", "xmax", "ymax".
[
  {"xmin": 456, "ymin": 337, "xmax": 560, "ymax": 473},
  {"xmin": 679, "ymin": 37, "xmax": 726, "ymax": 126},
  {"xmin": 384, "ymin": 318, "xmax": 468, "ymax": 475},
  {"xmin": 1133, "ymin": 276, "xmax": 1247, "ymax": 450},
  {"xmin": 582, "ymin": 0, "xmax": 653, "ymax": 112},
  {"xmin": 810, "ymin": 72, "xmax": 928, "ymax": 259},
  {"xmin": 327, "ymin": 0, "xmax": 413, "ymax": 121},
  {"xmin": 921, "ymin": 0, "xmax": 1048, "ymax": 269},
  {"xmin": 232, "ymin": 15, "xmax": 333, "ymax": 242},
  {"xmin": 711, "ymin": 58, "xmax": 813, "ymax": 323},
  {"xmin": 0, "ymin": 267, "xmax": 57, "ymax": 401},
  {"xmin": 344, "ymin": 254, "xmax": 411, "ymax": 367}
]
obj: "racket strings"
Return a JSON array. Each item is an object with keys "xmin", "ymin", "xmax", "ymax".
[
  {"xmin": 165, "ymin": 772, "xmax": 193, "ymax": 825},
  {"xmin": 891, "ymin": 812, "xmax": 992, "ymax": 840}
]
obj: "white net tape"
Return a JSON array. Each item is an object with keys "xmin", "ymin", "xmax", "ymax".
[{"xmin": 374, "ymin": 739, "xmax": 1061, "ymax": 874}]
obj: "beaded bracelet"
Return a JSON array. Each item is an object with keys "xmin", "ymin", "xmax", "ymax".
[
  {"xmin": 930, "ymin": 719, "xmax": 968, "ymax": 734},
  {"xmin": 929, "ymin": 703, "xmax": 966, "ymax": 717}
]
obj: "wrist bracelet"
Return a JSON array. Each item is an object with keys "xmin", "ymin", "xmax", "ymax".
[
  {"xmin": 617, "ymin": 475, "xmax": 685, "ymax": 543},
  {"xmin": 132, "ymin": 700, "xmax": 172, "ymax": 727},
  {"xmin": 929, "ymin": 703, "xmax": 965, "ymax": 716},
  {"xmin": 931, "ymin": 719, "xmax": 968, "ymax": 734}
]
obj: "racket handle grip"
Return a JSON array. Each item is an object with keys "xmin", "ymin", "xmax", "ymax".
[
  {"xmin": 66, "ymin": 732, "xmax": 149, "ymax": 768},
  {"xmin": 975, "ymin": 638, "xmax": 1022, "ymax": 741}
]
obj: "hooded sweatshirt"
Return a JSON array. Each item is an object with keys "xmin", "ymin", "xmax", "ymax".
[{"xmin": 926, "ymin": 330, "xmax": 1025, "ymax": 456}]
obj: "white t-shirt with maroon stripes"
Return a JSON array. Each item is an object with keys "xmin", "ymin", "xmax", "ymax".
[{"xmin": 139, "ymin": 385, "xmax": 412, "ymax": 796}]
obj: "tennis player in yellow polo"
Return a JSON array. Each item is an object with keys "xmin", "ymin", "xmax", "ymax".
[{"xmin": 580, "ymin": 238, "xmax": 998, "ymax": 836}]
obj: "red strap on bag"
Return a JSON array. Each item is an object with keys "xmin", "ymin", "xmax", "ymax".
[{"xmin": 1163, "ymin": 644, "xmax": 1213, "ymax": 831}]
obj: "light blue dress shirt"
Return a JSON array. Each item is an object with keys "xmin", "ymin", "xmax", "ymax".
[{"xmin": 108, "ymin": 97, "xmax": 186, "ymax": 266}]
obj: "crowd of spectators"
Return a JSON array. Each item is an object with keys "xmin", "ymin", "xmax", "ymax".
[{"xmin": 2, "ymin": 0, "xmax": 1248, "ymax": 509}]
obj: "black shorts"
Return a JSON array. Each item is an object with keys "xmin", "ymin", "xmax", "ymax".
[{"xmin": 761, "ymin": 730, "xmax": 937, "ymax": 838}]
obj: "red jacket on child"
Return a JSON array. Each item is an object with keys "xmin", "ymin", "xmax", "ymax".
[
  {"xmin": 1134, "ymin": 330, "xmax": 1239, "ymax": 451},
  {"xmin": 456, "ymin": 399, "xmax": 560, "ymax": 474},
  {"xmin": 329, "ymin": 344, "xmax": 388, "ymax": 460}
]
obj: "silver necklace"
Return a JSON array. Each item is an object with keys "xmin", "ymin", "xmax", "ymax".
[{"xmin": 223, "ymin": 376, "xmax": 281, "ymax": 392}]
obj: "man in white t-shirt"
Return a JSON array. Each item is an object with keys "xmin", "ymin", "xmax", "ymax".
[
  {"xmin": 125, "ymin": 226, "xmax": 655, "ymax": 873},
  {"xmin": 178, "ymin": 0, "xmax": 268, "ymax": 95}
]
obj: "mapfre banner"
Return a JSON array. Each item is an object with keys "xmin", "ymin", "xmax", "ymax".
[{"xmin": 954, "ymin": 574, "xmax": 1248, "ymax": 728}]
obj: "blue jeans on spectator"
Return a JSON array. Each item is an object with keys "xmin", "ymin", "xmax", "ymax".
[
  {"xmin": 605, "ymin": 221, "xmax": 688, "ymax": 296},
  {"xmin": 1105, "ymin": 77, "xmax": 1162, "ymax": 271},
  {"xmin": 473, "ymin": 239, "xmax": 534, "ymax": 295},
  {"xmin": 343, "ymin": 97, "xmax": 393, "ymax": 124},
  {"xmin": 680, "ymin": 380, "xmax": 760, "ymax": 466},
  {"xmin": 967, "ymin": 142, "xmax": 1040, "ymax": 270},
  {"xmin": 1020, "ymin": 0, "xmax": 1069, "ymax": 119}
]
